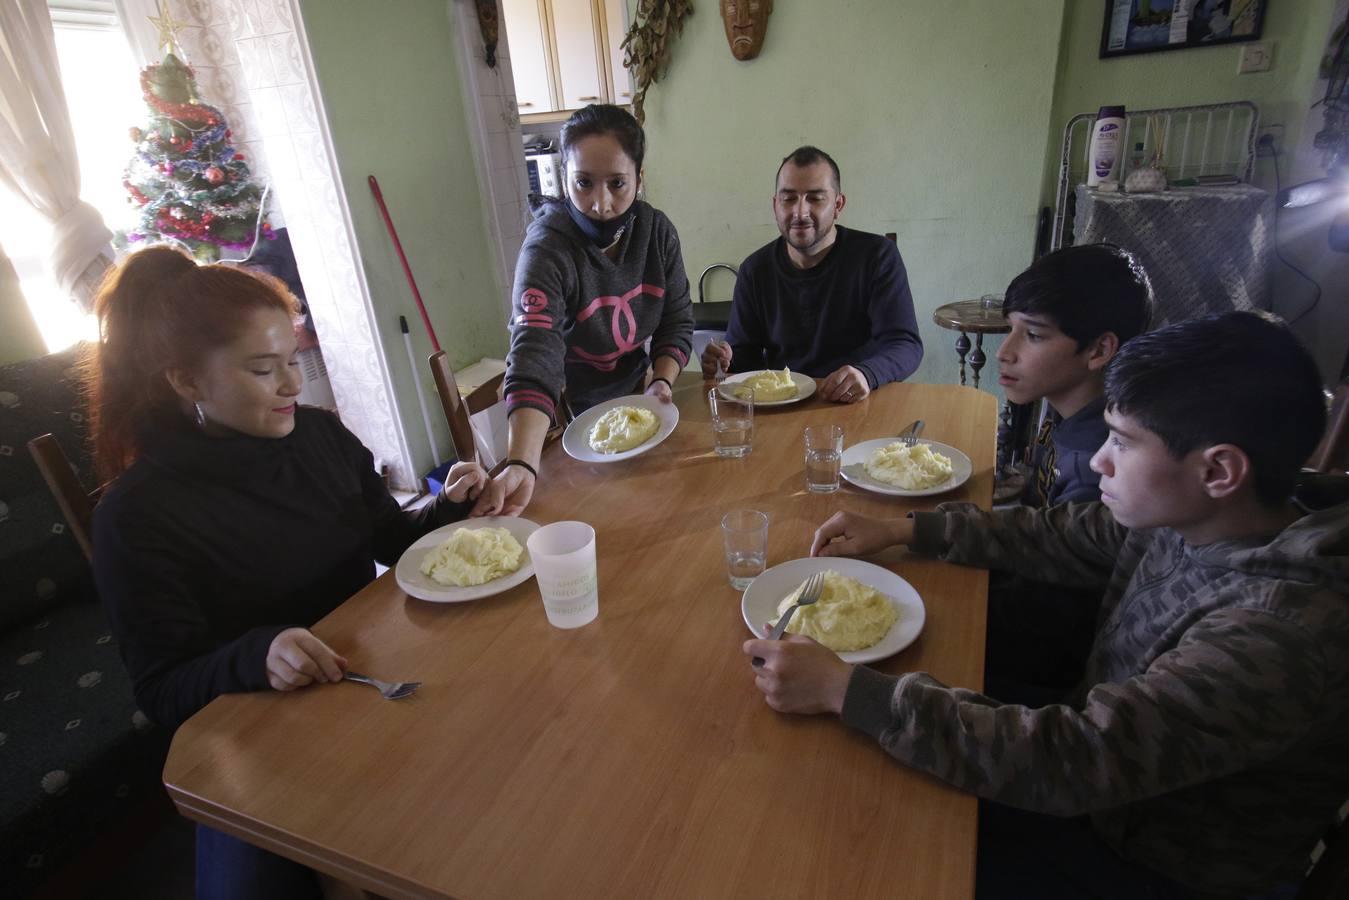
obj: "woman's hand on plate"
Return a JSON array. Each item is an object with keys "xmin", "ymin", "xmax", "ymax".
[
  {"xmin": 743, "ymin": 633, "xmax": 852, "ymax": 715},
  {"xmin": 644, "ymin": 378, "xmax": 673, "ymax": 404},
  {"xmin": 266, "ymin": 627, "xmax": 347, "ymax": 692}
]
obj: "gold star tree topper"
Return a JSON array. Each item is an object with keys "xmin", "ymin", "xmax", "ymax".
[{"xmin": 147, "ymin": 0, "xmax": 187, "ymax": 55}]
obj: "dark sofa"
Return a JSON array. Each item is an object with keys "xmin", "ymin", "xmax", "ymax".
[{"xmin": 0, "ymin": 344, "xmax": 170, "ymax": 896}]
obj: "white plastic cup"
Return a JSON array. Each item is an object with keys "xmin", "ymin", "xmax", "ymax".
[{"xmin": 526, "ymin": 521, "xmax": 599, "ymax": 629}]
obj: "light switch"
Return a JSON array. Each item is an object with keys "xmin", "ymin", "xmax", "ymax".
[{"xmin": 1238, "ymin": 42, "xmax": 1272, "ymax": 74}]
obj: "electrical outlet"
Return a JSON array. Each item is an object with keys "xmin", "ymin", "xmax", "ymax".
[
  {"xmin": 1238, "ymin": 41, "xmax": 1272, "ymax": 73},
  {"xmin": 1258, "ymin": 124, "xmax": 1285, "ymax": 154}
]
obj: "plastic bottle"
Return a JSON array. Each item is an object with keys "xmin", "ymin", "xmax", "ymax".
[{"xmin": 1086, "ymin": 105, "xmax": 1126, "ymax": 187}]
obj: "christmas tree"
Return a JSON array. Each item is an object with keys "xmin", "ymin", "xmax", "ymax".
[{"xmin": 119, "ymin": 52, "xmax": 271, "ymax": 261}]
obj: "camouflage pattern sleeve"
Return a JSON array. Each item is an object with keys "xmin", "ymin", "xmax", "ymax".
[
  {"xmin": 911, "ymin": 500, "xmax": 1129, "ymax": 591},
  {"xmin": 842, "ymin": 604, "xmax": 1332, "ymax": 818}
]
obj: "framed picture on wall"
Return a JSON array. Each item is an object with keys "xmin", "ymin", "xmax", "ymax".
[{"xmin": 1100, "ymin": 0, "xmax": 1268, "ymax": 59}]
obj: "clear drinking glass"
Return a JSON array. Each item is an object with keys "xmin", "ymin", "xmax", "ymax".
[
  {"xmin": 708, "ymin": 387, "xmax": 754, "ymax": 458},
  {"xmin": 721, "ymin": 509, "xmax": 768, "ymax": 590},
  {"xmin": 525, "ymin": 521, "xmax": 599, "ymax": 629},
  {"xmin": 804, "ymin": 424, "xmax": 844, "ymax": 493}
]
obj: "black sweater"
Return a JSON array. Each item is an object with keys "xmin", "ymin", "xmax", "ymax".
[
  {"xmin": 93, "ymin": 407, "xmax": 468, "ymax": 729},
  {"xmin": 724, "ymin": 226, "xmax": 923, "ymax": 388}
]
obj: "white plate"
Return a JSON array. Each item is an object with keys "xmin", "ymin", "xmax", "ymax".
[
  {"xmin": 741, "ymin": 557, "xmax": 926, "ymax": 665},
  {"xmin": 562, "ymin": 394, "xmax": 679, "ymax": 463},
  {"xmin": 717, "ymin": 370, "xmax": 817, "ymax": 407},
  {"xmin": 395, "ymin": 517, "xmax": 540, "ymax": 603},
  {"xmin": 840, "ymin": 438, "xmax": 973, "ymax": 497}
]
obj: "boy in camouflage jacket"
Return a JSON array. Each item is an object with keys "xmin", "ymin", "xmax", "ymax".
[{"xmin": 745, "ymin": 312, "xmax": 1349, "ymax": 897}]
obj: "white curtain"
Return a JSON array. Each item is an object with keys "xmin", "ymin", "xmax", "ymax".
[
  {"xmin": 112, "ymin": 0, "xmax": 164, "ymax": 67},
  {"xmin": 0, "ymin": 0, "xmax": 113, "ymax": 307}
]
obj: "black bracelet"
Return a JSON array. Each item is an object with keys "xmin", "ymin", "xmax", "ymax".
[
  {"xmin": 503, "ymin": 458, "xmax": 538, "ymax": 479},
  {"xmin": 651, "ymin": 376, "xmax": 673, "ymax": 391}
]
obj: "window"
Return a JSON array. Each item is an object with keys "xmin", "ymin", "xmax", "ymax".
[{"xmin": 0, "ymin": 2, "xmax": 143, "ymax": 351}]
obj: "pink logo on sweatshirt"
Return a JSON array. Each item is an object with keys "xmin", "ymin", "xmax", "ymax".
[
  {"xmin": 568, "ymin": 283, "xmax": 665, "ymax": 371},
  {"xmin": 521, "ymin": 288, "xmax": 547, "ymax": 313},
  {"xmin": 516, "ymin": 287, "xmax": 552, "ymax": 328}
]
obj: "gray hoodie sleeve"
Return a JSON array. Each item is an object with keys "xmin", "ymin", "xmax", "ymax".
[
  {"xmin": 648, "ymin": 211, "xmax": 694, "ymax": 369},
  {"xmin": 503, "ymin": 228, "xmax": 574, "ymax": 422}
]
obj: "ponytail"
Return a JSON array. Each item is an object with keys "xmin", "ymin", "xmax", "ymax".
[{"xmin": 87, "ymin": 245, "xmax": 298, "ymax": 480}]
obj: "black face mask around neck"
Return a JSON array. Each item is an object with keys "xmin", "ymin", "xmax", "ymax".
[{"xmin": 565, "ymin": 199, "xmax": 635, "ymax": 249}]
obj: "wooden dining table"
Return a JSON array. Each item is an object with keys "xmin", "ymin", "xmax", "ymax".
[{"xmin": 163, "ymin": 374, "xmax": 997, "ymax": 899}]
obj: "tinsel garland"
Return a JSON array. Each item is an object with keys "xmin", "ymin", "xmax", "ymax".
[{"xmin": 139, "ymin": 65, "xmax": 219, "ymax": 125}]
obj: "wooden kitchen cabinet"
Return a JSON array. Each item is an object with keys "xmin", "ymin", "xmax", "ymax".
[
  {"xmin": 501, "ymin": 0, "xmax": 552, "ymax": 114},
  {"xmin": 502, "ymin": 0, "xmax": 632, "ymax": 122}
]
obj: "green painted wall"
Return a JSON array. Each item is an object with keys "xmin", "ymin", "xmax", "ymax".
[
  {"xmin": 299, "ymin": 0, "xmax": 507, "ymax": 470},
  {"xmin": 1043, "ymin": 0, "xmax": 1340, "ymax": 203},
  {"xmin": 638, "ymin": 0, "xmax": 1067, "ymax": 390},
  {"xmin": 0, "ymin": 252, "xmax": 46, "ymax": 365}
]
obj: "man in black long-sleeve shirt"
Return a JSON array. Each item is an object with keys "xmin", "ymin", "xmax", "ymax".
[{"xmin": 701, "ymin": 146, "xmax": 923, "ymax": 402}]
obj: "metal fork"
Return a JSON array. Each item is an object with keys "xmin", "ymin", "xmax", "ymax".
[
  {"xmin": 343, "ymin": 671, "xmax": 421, "ymax": 700},
  {"xmin": 900, "ymin": 419, "xmax": 925, "ymax": 446},
  {"xmin": 752, "ymin": 571, "xmax": 826, "ymax": 668}
]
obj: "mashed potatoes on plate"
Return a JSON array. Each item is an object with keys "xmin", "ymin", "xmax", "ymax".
[
  {"xmin": 864, "ymin": 442, "xmax": 954, "ymax": 490},
  {"xmin": 420, "ymin": 527, "xmax": 524, "ymax": 587},
  {"xmin": 733, "ymin": 368, "xmax": 798, "ymax": 403},
  {"xmin": 588, "ymin": 405, "xmax": 659, "ymax": 453},
  {"xmin": 775, "ymin": 570, "xmax": 898, "ymax": 652}
]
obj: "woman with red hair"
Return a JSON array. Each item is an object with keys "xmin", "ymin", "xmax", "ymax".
[{"xmin": 88, "ymin": 245, "xmax": 489, "ymax": 899}]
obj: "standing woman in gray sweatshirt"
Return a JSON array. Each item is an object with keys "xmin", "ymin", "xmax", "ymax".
[{"xmin": 474, "ymin": 104, "xmax": 694, "ymax": 516}]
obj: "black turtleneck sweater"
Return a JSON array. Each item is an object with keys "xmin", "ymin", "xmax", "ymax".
[{"xmin": 93, "ymin": 407, "xmax": 468, "ymax": 729}]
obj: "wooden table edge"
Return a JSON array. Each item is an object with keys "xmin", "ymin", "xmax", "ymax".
[{"xmin": 165, "ymin": 783, "xmax": 442, "ymax": 899}]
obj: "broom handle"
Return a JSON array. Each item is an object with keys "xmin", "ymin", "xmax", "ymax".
[{"xmin": 369, "ymin": 175, "xmax": 442, "ymax": 353}]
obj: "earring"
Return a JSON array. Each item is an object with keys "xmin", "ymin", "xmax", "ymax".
[{"xmin": 193, "ymin": 401, "xmax": 206, "ymax": 429}]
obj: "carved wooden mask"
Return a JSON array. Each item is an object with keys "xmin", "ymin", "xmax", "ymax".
[{"xmin": 720, "ymin": 0, "xmax": 773, "ymax": 61}]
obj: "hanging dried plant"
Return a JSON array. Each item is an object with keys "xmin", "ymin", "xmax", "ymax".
[{"xmin": 621, "ymin": 0, "xmax": 694, "ymax": 124}]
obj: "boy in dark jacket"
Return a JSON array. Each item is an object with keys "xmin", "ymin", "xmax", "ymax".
[
  {"xmin": 748, "ymin": 313, "xmax": 1347, "ymax": 899},
  {"xmin": 991, "ymin": 244, "xmax": 1155, "ymax": 687},
  {"xmin": 997, "ymin": 243, "xmax": 1153, "ymax": 507}
]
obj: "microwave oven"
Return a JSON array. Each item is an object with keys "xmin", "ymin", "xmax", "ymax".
[{"xmin": 525, "ymin": 152, "xmax": 562, "ymax": 198}]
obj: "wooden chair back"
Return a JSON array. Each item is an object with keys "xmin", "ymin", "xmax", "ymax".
[
  {"xmin": 428, "ymin": 351, "xmax": 504, "ymax": 464},
  {"xmin": 26, "ymin": 433, "xmax": 99, "ymax": 563},
  {"xmin": 1307, "ymin": 381, "xmax": 1349, "ymax": 474}
]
